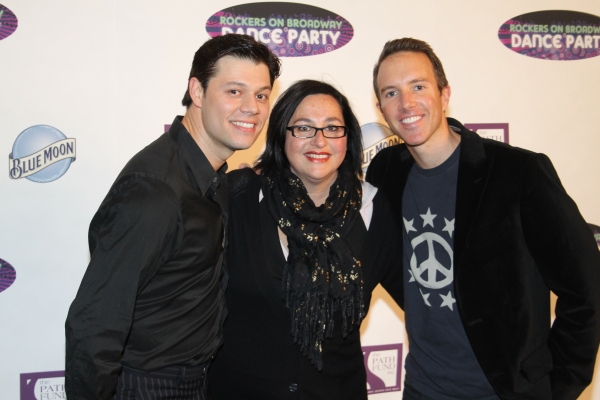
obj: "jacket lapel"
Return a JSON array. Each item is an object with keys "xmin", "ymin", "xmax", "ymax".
[
  {"xmin": 451, "ymin": 121, "xmax": 493, "ymax": 272},
  {"xmin": 386, "ymin": 145, "xmax": 414, "ymax": 233}
]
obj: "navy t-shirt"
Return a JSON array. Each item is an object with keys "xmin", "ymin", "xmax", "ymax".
[{"xmin": 402, "ymin": 145, "xmax": 499, "ymax": 399}]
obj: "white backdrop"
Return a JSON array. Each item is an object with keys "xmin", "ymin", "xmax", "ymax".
[{"xmin": 1, "ymin": 1, "xmax": 599, "ymax": 399}]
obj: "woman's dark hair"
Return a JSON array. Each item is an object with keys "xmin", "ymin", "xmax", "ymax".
[{"xmin": 255, "ymin": 79, "xmax": 363, "ymax": 179}]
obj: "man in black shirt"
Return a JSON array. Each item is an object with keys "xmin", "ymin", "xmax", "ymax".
[{"xmin": 65, "ymin": 34, "xmax": 281, "ymax": 400}]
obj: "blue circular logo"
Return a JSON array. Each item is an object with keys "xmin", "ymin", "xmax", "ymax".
[
  {"xmin": 11, "ymin": 125, "xmax": 74, "ymax": 183},
  {"xmin": 361, "ymin": 122, "xmax": 400, "ymax": 173}
]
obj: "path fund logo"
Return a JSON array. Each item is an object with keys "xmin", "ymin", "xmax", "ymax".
[
  {"xmin": 0, "ymin": 258, "xmax": 16, "ymax": 293},
  {"xmin": 361, "ymin": 123, "xmax": 400, "ymax": 174},
  {"xmin": 363, "ymin": 344, "xmax": 403, "ymax": 394},
  {"xmin": 0, "ymin": 3, "xmax": 18, "ymax": 41},
  {"xmin": 206, "ymin": 2, "xmax": 353, "ymax": 57},
  {"xmin": 498, "ymin": 10, "xmax": 600, "ymax": 60},
  {"xmin": 20, "ymin": 371, "xmax": 65, "ymax": 400},
  {"xmin": 9, "ymin": 125, "xmax": 76, "ymax": 183},
  {"xmin": 464, "ymin": 123, "xmax": 509, "ymax": 143}
]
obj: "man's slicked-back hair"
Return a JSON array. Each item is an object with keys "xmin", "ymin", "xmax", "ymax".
[
  {"xmin": 255, "ymin": 79, "xmax": 364, "ymax": 180},
  {"xmin": 181, "ymin": 34, "xmax": 281, "ymax": 107},
  {"xmin": 372, "ymin": 38, "xmax": 448, "ymax": 100}
]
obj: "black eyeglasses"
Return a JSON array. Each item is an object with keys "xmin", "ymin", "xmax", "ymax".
[{"xmin": 286, "ymin": 125, "xmax": 348, "ymax": 139}]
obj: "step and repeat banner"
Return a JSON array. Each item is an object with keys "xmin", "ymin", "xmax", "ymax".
[{"xmin": 2, "ymin": 1, "xmax": 600, "ymax": 399}]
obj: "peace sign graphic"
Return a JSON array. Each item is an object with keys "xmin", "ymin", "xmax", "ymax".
[{"xmin": 410, "ymin": 232, "xmax": 453, "ymax": 289}]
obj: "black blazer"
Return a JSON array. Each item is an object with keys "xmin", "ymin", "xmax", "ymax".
[{"xmin": 366, "ymin": 118, "xmax": 600, "ymax": 400}]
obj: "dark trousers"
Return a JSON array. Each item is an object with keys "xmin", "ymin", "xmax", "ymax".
[
  {"xmin": 402, "ymin": 381, "xmax": 436, "ymax": 400},
  {"xmin": 115, "ymin": 364, "xmax": 209, "ymax": 400}
]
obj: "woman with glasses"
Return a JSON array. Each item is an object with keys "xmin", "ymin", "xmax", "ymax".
[{"xmin": 207, "ymin": 80, "xmax": 403, "ymax": 400}]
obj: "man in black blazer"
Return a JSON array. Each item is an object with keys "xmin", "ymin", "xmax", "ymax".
[{"xmin": 366, "ymin": 37, "xmax": 600, "ymax": 399}]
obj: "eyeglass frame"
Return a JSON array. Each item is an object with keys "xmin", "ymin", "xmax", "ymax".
[{"xmin": 285, "ymin": 125, "xmax": 348, "ymax": 139}]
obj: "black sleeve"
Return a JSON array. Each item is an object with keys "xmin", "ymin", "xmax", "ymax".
[
  {"xmin": 520, "ymin": 153, "xmax": 600, "ymax": 399},
  {"xmin": 363, "ymin": 190, "xmax": 404, "ymax": 310},
  {"xmin": 65, "ymin": 177, "xmax": 181, "ymax": 400}
]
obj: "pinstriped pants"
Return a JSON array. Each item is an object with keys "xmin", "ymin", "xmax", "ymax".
[{"xmin": 114, "ymin": 365, "xmax": 208, "ymax": 400}]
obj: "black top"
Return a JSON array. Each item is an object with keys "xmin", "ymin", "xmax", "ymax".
[
  {"xmin": 207, "ymin": 169, "xmax": 403, "ymax": 400},
  {"xmin": 65, "ymin": 116, "xmax": 228, "ymax": 400}
]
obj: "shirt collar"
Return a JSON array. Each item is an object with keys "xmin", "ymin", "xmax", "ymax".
[{"xmin": 168, "ymin": 116, "xmax": 228, "ymax": 196}]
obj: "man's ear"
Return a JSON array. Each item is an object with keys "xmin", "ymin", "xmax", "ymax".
[
  {"xmin": 441, "ymin": 85, "xmax": 451, "ymax": 112},
  {"xmin": 188, "ymin": 77, "xmax": 204, "ymax": 108},
  {"xmin": 376, "ymin": 101, "xmax": 382, "ymax": 113}
]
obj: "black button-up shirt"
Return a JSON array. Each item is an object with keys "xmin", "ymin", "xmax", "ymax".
[{"xmin": 65, "ymin": 116, "xmax": 228, "ymax": 399}]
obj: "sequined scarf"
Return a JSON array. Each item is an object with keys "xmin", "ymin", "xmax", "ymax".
[{"xmin": 261, "ymin": 160, "xmax": 365, "ymax": 370}]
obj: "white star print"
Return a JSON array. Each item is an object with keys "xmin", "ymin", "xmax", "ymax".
[
  {"xmin": 442, "ymin": 218, "xmax": 455, "ymax": 238},
  {"xmin": 440, "ymin": 291, "xmax": 456, "ymax": 311},
  {"xmin": 408, "ymin": 270, "xmax": 415, "ymax": 282},
  {"xmin": 403, "ymin": 217, "xmax": 417, "ymax": 233},
  {"xmin": 420, "ymin": 208, "xmax": 436, "ymax": 228},
  {"xmin": 419, "ymin": 289, "xmax": 431, "ymax": 306}
]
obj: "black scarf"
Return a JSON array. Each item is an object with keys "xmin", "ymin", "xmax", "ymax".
[{"xmin": 261, "ymin": 160, "xmax": 365, "ymax": 370}]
